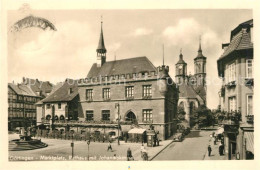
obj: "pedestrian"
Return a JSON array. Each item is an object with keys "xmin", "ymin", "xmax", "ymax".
[
  {"xmin": 208, "ymin": 145, "xmax": 212, "ymax": 157},
  {"xmin": 127, "ymin": 147, "xmax": 132, "ymax": 161},
  {"xmin": 107, "ymin": 141, "xmax": 112, "ymax": 151},
  {"xmin": 213, "ymin": 137, "xmax": 216, "ymax": 145},
  {"xmin": 141, "ymin": 145, "xmax": 145, "ymax": 158},
  {"xmin": 103, "ymin": 135, "xmax": 106, "ymax": 143},
  {"xmin": 157, "ymin": 138, "xmax": 160, "ymax": 146}
]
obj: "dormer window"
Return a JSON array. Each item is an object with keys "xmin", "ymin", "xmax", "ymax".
[{"xmin": 68, "ymin": 88, "xmax": 73, "ymax": 94}]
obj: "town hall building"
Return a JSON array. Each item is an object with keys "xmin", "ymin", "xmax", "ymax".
[{"xmin": 77, "ymin": 21, "xmax": 179, "ymax": 140}]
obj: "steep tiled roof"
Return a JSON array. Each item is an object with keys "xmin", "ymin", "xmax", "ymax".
[
  {"xmin": 219, "ymin": 20, "xmax": 253, "ymax": 60},
  {"xmin": 87, "ymin": 56, "xmax": 157, "ymax": 78},
  {"xmin": 178, "ymin": 83, "xmax": 198, "ymax": 98},
  {"xmin": 178, "ymin": 83, "xmax": 205, "ymax": 104},
  {"xmin": 41, "ymin": 79, "xmax": 78, "ymax": 102},
  {"xmin": 8, "ymin": 83, "xmax": 38, "ymax": 97},
  {"xmin": 22, "ymin": 78, "xmax": 53, "ymax": 97}
]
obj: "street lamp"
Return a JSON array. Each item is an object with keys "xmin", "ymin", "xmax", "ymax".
[
  {"xmin": 115, "ymin": 103, "xmax": 120, "ymax": 145},
  {"xmin": 71, "ymin": 133, "xmax": 74, "ymax": 159},
  {"xmin": 87, "ymin": 140, "xmax": 90, "ymax": 161}
]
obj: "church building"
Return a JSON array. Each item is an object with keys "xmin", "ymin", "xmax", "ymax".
[{"xmin": 175, "ymin": 41, "xmax": 207, "ymax": 127}]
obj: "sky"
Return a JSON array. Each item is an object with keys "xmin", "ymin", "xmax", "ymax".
[{"xmin": 7, "ymin": 9, "xmax": 252, "ymax": 109}]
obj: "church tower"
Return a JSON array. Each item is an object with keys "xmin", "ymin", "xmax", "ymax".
[
  {"xmin": 175, "ymin": 49, "xmax": 187, "ymax": 84},
  {"xmin": 96, "ymin": 17, "xmax": 107, "ymax": 67},
  {"xmin": 194, "ymin": 38, "xmax": 206, "ymax": 87}
]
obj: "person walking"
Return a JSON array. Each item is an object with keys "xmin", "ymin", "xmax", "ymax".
[
  {"xmin": 213, "ymin": 137, "xmax": 217, "ymax": 145},
  {"xmin": 127, "ymin": 148, "xmax": 132, "ymax": 161},
  {"xmin": 107, "ymin": 141, "xmax": 112, "ymax": 151},
  {"xmin": 208, "ymin": 145, "xmax": 212, "ymax": 157}
]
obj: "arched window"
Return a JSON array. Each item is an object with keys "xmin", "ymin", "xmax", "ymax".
[
  {"xmin": 125, "ymin": 111, "xmax": 137, "ymax": 122},
  {"xmin": 54, "ymin": 115, "xmax": 59, "ymax": 120},
  {"xmin": 60, "ymin": 115, "xmax": 65, "ymax": 120},
  {"xmin": 46, "ymin": 115, "xmax": 51, "ymax": 120}
]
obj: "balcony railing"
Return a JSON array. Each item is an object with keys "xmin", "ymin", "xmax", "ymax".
[
  {"xmin": 245, "ymin": 78, "xmax": 254, "ymax": 86},
  {"xmin": 218, "ymin": 111, "xmax": 241, "ymax": 125},
  {"xmin": 225, "ymin": 81, "xmax": 236, "ymax": 88},
  {"xmin": 246, "ymin": 115, "xmax": 254, "ymax": 124}
]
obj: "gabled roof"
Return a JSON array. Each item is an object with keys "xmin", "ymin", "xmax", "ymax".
[
  {"xmin": 8, "ymin": 83, "xmax": 38, "ymax": 97},
  {"xmin": 41, "ymin": 79, "xmax": 78, "ymax": 103},
  {"xmin": 178, "ymin": 83, "xmax": 205, "ymax": 104},
  {"xmin": 87, "ymin": 56, "xmax": 157, "ymax": 78},
  {"xmin": 219, "ymin": 29, "xmax": 253, "ymax": 60},
  {"xmin": 178, "ymin": 83, "xmax": 198, "ymax": 98},
  {"xmin": 22, "ymin": 78, "xmax": 53, "ymax": 97}
]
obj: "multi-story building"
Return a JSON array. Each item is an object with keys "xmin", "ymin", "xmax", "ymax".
[
  {"xmin": 77, "ymin": 21, "xmax": 179, "ymax": 140},
  {"xmin": 36, "ymin": 79, "xmax": 79, "ymax": 127},
  {"xmin": 8, "ymin": 83, "xmax": 42, "ymax": 130},
  {"xmin": 175, "ymin": 42, "xmax": 207, "ymax": 127},
  {"xmin": 217, "ymin": 19, "xmax": 253, "ymax": 160},
  {"xmin": 8, "ymin": 78, "xmax": 54, "ymax": 130}
]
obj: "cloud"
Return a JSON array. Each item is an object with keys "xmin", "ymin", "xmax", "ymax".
[
  {"xmin": 133, "ymin": 28, "xmax": 153, "ymax": 36},
  {"xmin": 8, "ymin": 20, "xmax": 98, "ymax": 82}
]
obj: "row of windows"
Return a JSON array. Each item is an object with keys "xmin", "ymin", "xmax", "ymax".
[
  {"xmin": 9, "ymin": 112, "xmax": 36, "ymax": 118},
  {"xmin": 8, "ymin": 95, "xmax": 39, "ymax": 102},
  {"xmin": 8, "ymin": 103, "xmax": 36, "ymax": 109},
  {"xmin": 85, "ymin": 109, "xmax": 153, "ymax": 122},
  {"xmin": 226, "ymin": 59, "xmax": 254, "ymax": 82},
  {"xmin": 46, "ymin": 103, "xmax": 62, "ymax": 109},
  {"xmin": 228, "ymin": 95, "xmax": 253, "ymax": 115},
  {"xmin": 86, "ymin": 85, "xmax": 152, "ymax": 100}
]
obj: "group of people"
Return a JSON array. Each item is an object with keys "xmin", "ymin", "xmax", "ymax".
[
  {"xmin": 107, "ymin": 142, "xmax": 148, "ymax": 161},
  {"xmin": 208, "ymin": 132, "xmax": 225, "ymax": 157}
]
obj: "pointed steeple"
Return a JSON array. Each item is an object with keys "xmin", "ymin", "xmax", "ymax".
[
  {"xmin": 96, "ymin": 16, "xmax": 107, "ymax": 53},
  {"xmin": 198, "ymin": 36, "xmax": 202, "ymax": 52},
  {"xmin": 96, "ymin": 16, "xmax": 107, "ymax": 67},
  {"xmin": 195, "ymin": 36, "xmax": 205, "ymax": 59},
  {"xmin": 177, "ymin": 48, "xmax": 186, "ymax": 64}
]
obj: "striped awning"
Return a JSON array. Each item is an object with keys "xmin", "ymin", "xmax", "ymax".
[{"xmin": 244, "ymin": 132, "xmax": 254, "ymax": 154}]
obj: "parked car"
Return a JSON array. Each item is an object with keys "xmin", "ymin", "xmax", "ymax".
[{"xmin": 173, "ymin": 133, "xmax": 184, "ymax": 142}]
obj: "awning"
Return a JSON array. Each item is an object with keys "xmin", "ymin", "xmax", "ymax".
[
  {"xmin": 121, "ymin": 125, "xmax": 131, "ymax": 132},
  {"xmin": 244, "ymin": 131, "xmax": 254, "ymax": 154},
  {"xmin": 216, "ymin": 127, "xmax": 224, "ymax": 134},
  {"xmin": 128, "ymin": 128, "xmax": 146, "ymax": 134}
]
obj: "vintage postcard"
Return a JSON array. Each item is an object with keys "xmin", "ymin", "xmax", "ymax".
[{"xmin": 1, "ymin": 0, "xmax": 259, "ymax": 170}]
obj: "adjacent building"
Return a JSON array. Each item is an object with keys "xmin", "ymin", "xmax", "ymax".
[
  {"xmin": 8, "ymin": 83, "xmax": 42, "ymax": 130},
  {"xmin": 77, "ymin": 21, "xmax": 179, "ymax": 140},
  {"xmin": 8, "ymin": 78, "xmax": 54, "ymax": 130},
  {"xmin": 217, "ymin": 19, "xmax": 254, "ymax": 160},
  {"xmin": 175, "ymin": 42, "xmax": 207, "ymax": 127},
  {"xmin": 36, "ymin": 79, "xmax": 79, "ymax": 127}
]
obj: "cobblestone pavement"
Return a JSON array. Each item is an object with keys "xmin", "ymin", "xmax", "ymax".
[
  {"xmin": 8, "ymin": 134, "xmax": 172, "ymax": 161},
  {"xmin": 153, "ymin": 130, "xmax": 222, "ymax": 160}
]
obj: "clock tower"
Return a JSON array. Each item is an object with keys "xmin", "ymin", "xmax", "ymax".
[{"xmin": 175, "ymin": 49, "xmax": 187, "ymax": 84}]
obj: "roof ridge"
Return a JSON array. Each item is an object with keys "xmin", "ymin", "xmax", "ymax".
[{"xmin": 106, "ymin": 56, "xmax": 147, "ymax": 63}]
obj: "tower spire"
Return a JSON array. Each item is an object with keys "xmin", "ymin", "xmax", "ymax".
[
  {"xmin": 198, "ymin": 35, "xmax": 202, "ymax": 52},
  {"xmin": 96, "ymin": 15, "xmax": 107, "ymax": 67},
  {"xmin": 162, "ymin": 44, "xmax": 164, "ymax": 66}
]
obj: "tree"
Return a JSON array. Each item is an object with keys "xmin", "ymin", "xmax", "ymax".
[
  {"xmin": 192, "ymin": 105, "xmax": 212, "ymax": 127},
  {"xmin": 177, "ymin": 106, "xmax": 186, "ymax": 121}
]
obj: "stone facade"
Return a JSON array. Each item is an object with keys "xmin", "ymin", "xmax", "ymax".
[
  {"xmin": 78, "ymin": 65, "xmax": 178, "ymax": 140},
  {"xmin": 217, "ymin": 19, "xmax": 254, "ymax": 160}
]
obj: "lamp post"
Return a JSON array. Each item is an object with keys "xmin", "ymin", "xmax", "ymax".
[
  {"xmin": 87, "ymin": 140, "xmax": 90, "ymax": 160},
  {"xmin": 71, "ymin": 133, "xmax": 74, "ymax": 159},
  {"xmin": 115, "ymin": 103, "xmax": 120, "ymax": 145}
]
